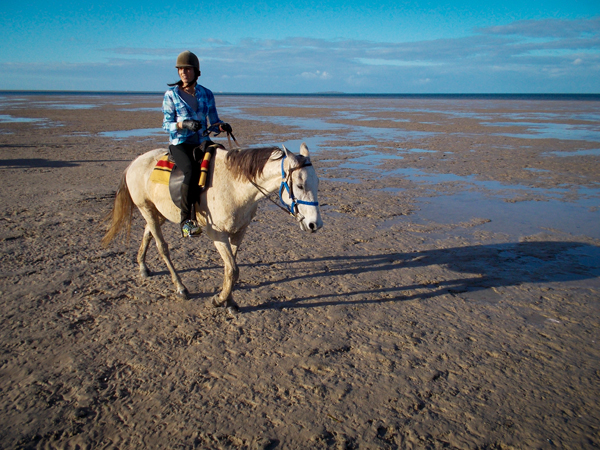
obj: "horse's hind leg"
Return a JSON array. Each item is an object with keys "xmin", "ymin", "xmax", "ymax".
[
  {"xmin": 139, "ymin": 209, "xmax": 189, "ymax": 299},
  {"xmin": 137, "ymin": 217, "xmax": 165, "ymax": 278},
  {"xmin": 137, "ymin": 224, "xmax": 154, "ymax": 278}
]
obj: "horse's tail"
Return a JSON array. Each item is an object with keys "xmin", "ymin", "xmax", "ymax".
[{"xmin": 101, "ymin": 166, "xmax": 134, "ymax": 248}]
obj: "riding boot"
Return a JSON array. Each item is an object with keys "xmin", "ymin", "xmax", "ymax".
[
  {"xmin": 180, "ymin": 183, "xmax": 192, "ymax": 225},
  {"xmin": 180, "ymin": 183, "xmax": 202, "ymax": 237}
]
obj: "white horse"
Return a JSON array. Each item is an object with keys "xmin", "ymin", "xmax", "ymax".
[{"xmin": 102, "ymin": 143, "xmax": 322, "ymax": 313}]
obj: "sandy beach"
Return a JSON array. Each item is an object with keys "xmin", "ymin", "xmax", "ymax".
[{"xmin": 1, "ymin": 93, "xmax": 599, "ymax": 449}]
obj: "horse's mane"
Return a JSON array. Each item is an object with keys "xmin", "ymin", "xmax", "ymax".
[{"xmin": 226, "ymin": 146, "xmax": 283, "ymax": 182}]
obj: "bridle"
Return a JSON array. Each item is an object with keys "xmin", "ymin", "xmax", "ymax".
[
  {"xmin": 279, "ymin": 153, "xmax": 319, "ymax": 219},
  {"xmin": 250, "ymin": 152, "xmax": 319, "ymax": 222}
]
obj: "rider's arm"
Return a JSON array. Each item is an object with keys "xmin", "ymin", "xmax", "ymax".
[
  {"xmin": 163, "ymin": 88, "xmax": 197, "ymax": 143},
  {"xmin": 162, "ymin": 90, "xmax": 179, "ymax": 133}
]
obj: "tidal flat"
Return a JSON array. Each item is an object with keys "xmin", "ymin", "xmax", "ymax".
[{"xmin": 0, "ymin": 93, "xmax": 599, "ymax": 449}]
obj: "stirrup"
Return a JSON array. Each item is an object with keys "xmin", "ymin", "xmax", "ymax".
[{"xmin": 181, "ymin": 220, "xmax": 202, "ymax": 238}]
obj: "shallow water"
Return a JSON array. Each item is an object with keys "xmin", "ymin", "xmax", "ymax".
[
  {"xmin": 98, "ymin": 128, "xmax": 163, "ymax": 139},
  {"xmin": 544, "ymin": 149, "xmax": 600, "ymax": 157},
  {"xmin": 0, "ymin": 114, "xmax": 45, "ymax": 124},
  {"xmin": 484, "ymin": 121, "xmax": 600, "ymax": 142},
  {"xmin": 414, "ymin": 190, "xmax": 600, "ymax": 239}
]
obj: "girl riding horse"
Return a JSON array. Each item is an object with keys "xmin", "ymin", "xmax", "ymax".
[{"xmin": 163, "ymin": 50, "xmax": 232, "ymax": 237}]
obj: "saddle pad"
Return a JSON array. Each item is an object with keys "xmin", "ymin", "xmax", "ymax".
[
  {"xmin": 148, "ymin": 152, "xmax": 204, "ymax": 209},
  {"xmin": 149, "ymin": 154, "xmax": 174, "ymax": 185}
]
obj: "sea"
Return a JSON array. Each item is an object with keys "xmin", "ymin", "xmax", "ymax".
[{"xmin": 1, "ymin": 91, "xmax": 599, "ymax": 101}]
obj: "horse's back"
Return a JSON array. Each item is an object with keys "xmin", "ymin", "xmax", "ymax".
[
  {"xmin": 126, "ymin": 149, "xmax": 179, "ymax": 222},
  {"xmin": 126, "ymin": 148, "xmax": 167, "ymax": 191}
]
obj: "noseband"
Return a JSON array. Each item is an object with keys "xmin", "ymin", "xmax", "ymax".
[{"xmin": 279, "ymin": 154, "xmax": 319, "ymax": 220}]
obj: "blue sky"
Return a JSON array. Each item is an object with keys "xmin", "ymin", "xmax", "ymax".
[{"xmin": 1, "ymin": 0, "xmax": 599, "ymax": 93}]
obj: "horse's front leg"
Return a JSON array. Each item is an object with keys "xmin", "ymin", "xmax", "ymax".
[
  {"xmin": 229, "ymin": 225, "xmax": 249, "ymax": 282},
  {"xmin": 211, "ymin": 236, "xmax": 239, "ymax": 312}
]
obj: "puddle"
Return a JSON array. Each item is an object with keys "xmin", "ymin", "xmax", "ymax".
[
  {"xmin": 35, "ymin": 102, "xmax": 98, "ymax": 110},
  {"xmin": 0, "ymin": 115, "xmax": 47, "ymax": 124},
  {"xmin": 379, "ymin": 187, "xmax": 406, "ymax": 193},
  {"xmin": 544, "ymin": 149, "xmax": 600, "ymax": 157},
  {"xmin": 483, "ymin": 122, "xmax": 600, "ymax": 142},
  {"xmin": 277, "ymin": 136, "xmax": 333, "ymax": 153},
  {"xmin": 334, "ymin": 111, "xmax": 411, "ymax": 123},
  {"xmin": 98, "ymin": 128, "xmax": 163, "ymax": 139},
  {"xmin": 386, "ymin": 167, "xmax": 577, "ymax": 199},
  {"xmin": 348, "ymin": 125, "xmax": 437, "ymax": 142},
  {"xmin": 231, "ymin": 111, "xmax": 438, "ymax": 142},
  {"xmin": 524, "ymin": 168, "xmax": 551, "ymax": 173},
  {"xmin": 256, "ymin": 115, "xmax": 345, "ymax": 132},
  {"xmin": 398, "ymin": 148, "xmax": 437, "ymax": 153},
  {"xmin": 413, "ymin": 190, "xmax": 600, "ymax": 239},
  {"xmin": 120, "ymin": 107, "xmax": 160, "ymax": 112},
  {"xmin": 323, "ymin": 177, "xmax": 362, "ymax": 184},
  {"xmin": 339, "ymin": 151, "xmax": 404, "ymax": 170}
]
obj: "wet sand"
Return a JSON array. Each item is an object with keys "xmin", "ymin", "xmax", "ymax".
[{"xmin": 1, "ymin": 93, "xmax": 599, "ymax": 449}]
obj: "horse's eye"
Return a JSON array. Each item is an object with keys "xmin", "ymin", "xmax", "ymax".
[{"xmin": 297, "ymin": 184, "xmax": 304, "ymax": 190}]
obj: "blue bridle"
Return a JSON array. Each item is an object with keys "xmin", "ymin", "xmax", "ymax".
[{"xmin": 279, "ymin": 154, "xmax": 319, "ymax": 218}]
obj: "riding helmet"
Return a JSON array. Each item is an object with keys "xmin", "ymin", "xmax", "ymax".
[{"xmin": 176, "ymin": 51, "xmax": 200, "ymax": 71}]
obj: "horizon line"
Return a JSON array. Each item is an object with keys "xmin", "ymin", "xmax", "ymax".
[{"xmin": 1, "ymin": 90, "xmax": 599, "ymax": 97}]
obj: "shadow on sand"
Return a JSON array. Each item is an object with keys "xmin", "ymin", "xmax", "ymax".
[
  {"xmin": 241, "ymin": 241, "xmax": 600, "ymax": 312},
  {"xmin": 0, "ymin": 158, "xmax": 130, "ymax": 169}
]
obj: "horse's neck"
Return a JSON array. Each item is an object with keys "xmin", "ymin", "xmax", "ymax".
[
  {"xmin": 215, "ymin": 152, "xmax": 282, "ymax": 206},
  {"xmin": 255, "ymin": 158, "xmax": 284, "ymax": 196}
]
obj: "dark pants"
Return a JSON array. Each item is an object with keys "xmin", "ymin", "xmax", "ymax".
[{"xmin": 169, "ymin": 143, "xmax": 200, "ymax": 225}]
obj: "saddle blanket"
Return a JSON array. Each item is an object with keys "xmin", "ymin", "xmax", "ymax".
[{"xmin": 149, "ymin": 154, "xmax": 174, "ymax": 185}]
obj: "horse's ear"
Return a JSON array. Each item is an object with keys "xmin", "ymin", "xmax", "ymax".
[
  {"xmin": 282, "ymin": 145, "xmax": 294, "ymax": 159},
  {"xmin": 300, "ymin": 142, "xmax": 310, "ymax": 157}
]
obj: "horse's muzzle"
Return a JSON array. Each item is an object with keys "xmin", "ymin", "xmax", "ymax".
[{"xmin": 300, "ymin": 217, "xmax": 323, "ymax": 233}]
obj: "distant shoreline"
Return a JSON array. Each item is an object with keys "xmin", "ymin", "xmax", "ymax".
[{"xmin": 1, "ymin": 90, "xmax": 599, "ymax": 101}]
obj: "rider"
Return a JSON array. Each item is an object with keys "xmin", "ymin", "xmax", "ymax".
[{"xmin": 162, "ymin": 50, "xmax": 232, "ymax": 237}]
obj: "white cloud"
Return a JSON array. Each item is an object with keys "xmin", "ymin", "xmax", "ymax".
[
  {"xmin": 1, "ymin": 17, "xmax": 599, "ymax": 93},
  {"xmin": 476, "ymin": 17, "xmax": 600, "ymax": 39},
  {"xmin": 301, "ymin": 70, "xmax": 332, "ymax": 80},
  {"xmin": 357, "ymin": 58, "xmax": 442, "ymax": 67}
]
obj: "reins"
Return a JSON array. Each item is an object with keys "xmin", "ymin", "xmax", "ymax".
[{"xmin": 204, "ymin": 124, "xmax": 239, "ymax": 150}]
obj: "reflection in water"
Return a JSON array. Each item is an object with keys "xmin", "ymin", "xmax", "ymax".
[{"xmin": 415, "ymin": 190, "xmax": 600, "ymax": 239}]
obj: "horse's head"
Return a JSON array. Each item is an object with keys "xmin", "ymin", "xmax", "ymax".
[{"xmin": 281, "ymin": 143, "xmax": 323, "ymax": 233}]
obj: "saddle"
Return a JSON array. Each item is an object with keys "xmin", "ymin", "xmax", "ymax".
[{"xmin": 149, "ymin": 143, "xmax": 224, "ymax": 208}]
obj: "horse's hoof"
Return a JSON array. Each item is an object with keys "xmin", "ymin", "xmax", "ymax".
[
  {"xmin": 177, "ymin": 288, "xmax": 190, "ymax": 300},
  {"xmin": 139, "ymin": 268, "xmax": 151, "ymax": 279},
  {"xmin": 211, "ymin": 295, "xmax": 225, "ymax": 308},
  {"xmin": 227, "ymin": 305, "xmax": 240, "ymax": 316}
]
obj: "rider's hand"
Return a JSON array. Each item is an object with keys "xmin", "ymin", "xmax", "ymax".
[
  {"xmin": 181, "ymin": 120, "xmax": 201, "ymax": 132},
  {"xmin": 219, "ymin": 122, "xmax": 232, "ymax": 133}
]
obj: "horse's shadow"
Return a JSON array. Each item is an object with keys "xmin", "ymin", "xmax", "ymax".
[
  {"xmin": 239, "ymin": 241, "xmax": 600, "ymax": 312},
  {"xmin": 0, "ymin": 158, "xmax": 132, "ymax": 169}
]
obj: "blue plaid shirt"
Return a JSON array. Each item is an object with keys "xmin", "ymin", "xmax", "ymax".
[{"xmin": 162, "ymin": 84, "xmax": 222, "ymax": 145}]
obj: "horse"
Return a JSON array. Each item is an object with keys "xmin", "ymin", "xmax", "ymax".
[{"xmin": 101, "ymin": 143, "xmax": 322, "ymax": 313}]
